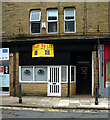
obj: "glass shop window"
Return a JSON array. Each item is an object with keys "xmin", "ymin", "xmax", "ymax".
[
  {"xmin": 35, "ymin": 67, "xmax": 47, "ymax": 81},
  {"xmin": 21, "ymin": 67, "xmax": 33, "ymax": 81},
  {"xmin": 105, "ymin": 60, "xmax": 110, "ymax": 88},
  {"xmin": 61, "ymin": 66, "xmax": 68, "ymax": 82},
  {"xmin": 20, "ymin": 66, "xmax": 47, "ymax": 82}
]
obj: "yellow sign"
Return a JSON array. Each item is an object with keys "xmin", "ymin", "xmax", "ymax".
[{"xmin": 32, "ymin": 43, "xmax": 54, "ymax": 57}]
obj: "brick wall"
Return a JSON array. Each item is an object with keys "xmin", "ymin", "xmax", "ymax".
[
  {"xmin": 12, "ymin": 83, "xmax": 76, "ymax": 97},
  {"xmin": 21, "ymin": 83, "xmax": 47, "ymax": 96},
  {"xmin": 70, "ymin": 83, "xmax": 76, "ymax": 96},
  {"xmin": 2, "ymin": 2, "xmax": 109, "ymax": 40}
]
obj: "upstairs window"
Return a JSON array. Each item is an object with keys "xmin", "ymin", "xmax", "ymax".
[
  {"xmin": 64, "ymin": 8, "xmax": 75, "ymax": 33},
  {"xmin": 47, "ymin": 9, "xmax": 58, "ymax": 33},
  {"xmin": 30, "ymin": 10, "xmax": 41, "ymax": 34}
]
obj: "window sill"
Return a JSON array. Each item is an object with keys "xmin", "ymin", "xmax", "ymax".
[
  {"xmin": 64, "ymin": 31, "xmax": 76, "ymax": 33},
  {"xmin": 19, "ymin": 81, "xmax": 47, "ymax": 83}
]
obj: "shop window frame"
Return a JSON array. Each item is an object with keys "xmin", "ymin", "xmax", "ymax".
[
  {"xmin": 61, "ymin": 65, "xmax": 68, "ymax": 83},
  {"xmin": 19, "ymin": 66, "xmax": 48, "ymax": 83},
  {"xmin": 64, "ymin": 7, "xmax": 76, "ymax": 33},
  {"xmin": 19, "ymin": 65, "xmax": 75, "ymax": 83},
  {"xmin": 30, "ymin": 10, "xmax": 41, "ymax": 34},
  {"xmin": 70, "ymin": 65, "xmax": 76, "ymax": 83}
]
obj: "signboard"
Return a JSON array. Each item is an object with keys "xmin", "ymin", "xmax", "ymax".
[
  {"xmin": 0, "ymin": 67, "xmax": 3, "ymax": 72},
  {"xmin": 0, "ymin": 66, "xmax": 9, "ymax": 87},
  {"xmin": 32, "ymin": 44, "xmax": 54, "ymax": 57},
  {"xmin": 0, "ymin": 48, "xmax": 9, "ymax": 60}
]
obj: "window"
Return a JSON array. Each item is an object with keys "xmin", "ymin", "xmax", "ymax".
[
  {"xmin": 21, "ymin": 67, "xmax": 33, "ymax": 81},
  {"xmin": 30, "ymin": 10, "xmax": 41, "ymax": 34},
  {"xmin": 47, "ymin": 9, "xmax": 58, "ymax": 33},
  {"xmin": 64, "ymin": 8, "xmax": 75, "ymax": 33},
  {"xmin": 20, "ymin": 66, "xmax": 47, "ymax": 82},
  {"xmin": 35, "ymin": 67, "xmax": 47, "ymax": 81},
  {"xmin": 70, "ymin": 66, "xmax": 76, "ymax": 82},
  {"xmin": 61, "ymin": 66, "xmax": 68, "ymax": 82}
]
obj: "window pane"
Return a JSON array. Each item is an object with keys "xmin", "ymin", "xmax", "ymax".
[
  {"xmin": 71, "ymin": 67, "xmax": 74, "ymax": 82},
  {"xmin": 31, "ymin": 11, "xmax": 40, "ymax": 21},
  {"xmin": 31, "ymin": 23, "xmax": 40, "ymax": 33},
  {"xmin": 48, "ymin": 22, "xmax": 57, "ymax": 33},
  {"xmin": 65, "ymin": 21, "xmax": 75, "ymax": 32},
  {"xmin": 35, "ymin": 67, "xmax": 47, "ymax": 81},
  {"xmin": 48, "ymin": 9, "xmax": 57, "ymax": 17},
  {"xmin": 65, "ymin": 8, "xmax": 74, "ymax": 19},
  {"xmin": 61, "ymin": 67, "xmax": 67, "ymax": 82},
  {"xmin": 48, "ymin": 17, "xmax": 57, "ymax": 20},
  {"xmin": 21, "ymin": 67, "xmax": 33, "ymax": 81}
]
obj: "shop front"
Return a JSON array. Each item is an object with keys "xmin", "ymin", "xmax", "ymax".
[
  {"xmin": 104, "ymin": 44, "xmax": 110, "ymax": 97},
  {"xmin": 18, "ymin": 39, "xmax": 94, "ymax": 97}
]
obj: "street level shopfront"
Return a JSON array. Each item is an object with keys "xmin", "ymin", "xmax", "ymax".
[
  {"xmin": 16, "ymin": 39, "xmax": 96, "ymax": 97},
  {"xmin": 2, "ymin": 38, "xmax": 99, "ymax": 97}
]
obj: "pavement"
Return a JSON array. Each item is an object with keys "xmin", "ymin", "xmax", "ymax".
[{"xmin": 0, "ymin": 95, "xmax": 110, "ymax": 110}]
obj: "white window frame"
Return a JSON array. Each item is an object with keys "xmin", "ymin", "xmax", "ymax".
[
  {"xmin": 19, "ymin": 66, "xmax": 48, "ymax": 83},
  {"xmin": 47, "ymin": 9, "xmax": 58, "ymax": 34},
  {"xmin": 30, "ymin": 10, "xmax": 41, "ymax": 34},
  {"xmin": 61, "ymin": 65, "xmax": 68, "ymax": 83},
  {"xmin": 64, "ymin": 8, "xmax": 76, "ymax": 33},
  {"xmin": 70, "ymin": 65, "xmax": 76, "ymax": 83}
]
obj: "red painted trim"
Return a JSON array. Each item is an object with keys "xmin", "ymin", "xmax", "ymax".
[{"xmin": 104, "ymin": 44, "xmax": 110, "ymax": 60}]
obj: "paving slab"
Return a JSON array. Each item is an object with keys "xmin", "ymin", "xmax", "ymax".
[
  {"xmin": 70, "ymin": 100, "xmax": 80, "ymax": 103},
  {"xmin": 1, "ymin": 96, "xmax": 110, "ymax": 110},
  {"xmin": 57, "ymin": 100, "xmax": 69, "ymax": 107}
]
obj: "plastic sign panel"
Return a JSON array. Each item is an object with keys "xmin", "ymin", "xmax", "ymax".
[
  {"xmin": 32, "ymin": 44, "xmax": 54, "ymax": 57},
  {"xmin": 0, "ymin": 48, "xmax": 9, "ymax": 60},
  {"xmin": 0, "ymin": 66, "xmax": 9, "ymax": 87}
]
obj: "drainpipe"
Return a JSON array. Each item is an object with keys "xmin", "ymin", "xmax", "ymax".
[
  {"xmin": 13, "ymin": 45, "xmax": 18, "ymax": 97},
  {"xmin": 67, "ymin": 53, "xmax": 70, "ymax": 97}
]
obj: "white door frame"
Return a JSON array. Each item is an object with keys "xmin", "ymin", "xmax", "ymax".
[
  {"xmin": 92, "ymin": 52, "xmax": 94, "ymax": 96},
  {"xmin": 47, "ymin": 66, "xmax": 61, "ymax": 96},
  {"xmin": 70, "ymin": 65, "xmax": 76, "ymax": 83}
]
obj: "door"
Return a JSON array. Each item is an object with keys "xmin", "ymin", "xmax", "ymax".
[
  {"xmin": 47, "ymin": 66, "xmax": 61, "ymax": 96},
  {"xmin": 76, "ymin": 62, "xmax": 91, "ymax": 94}
]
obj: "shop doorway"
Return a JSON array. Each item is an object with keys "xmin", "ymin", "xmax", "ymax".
[
  {"xmin": 76, "ymin": 61, "xmax": 91, "ymax": 94},
  {"xmin": 47, "ymin": 66, "xmax": 61, "ymax": 96}
]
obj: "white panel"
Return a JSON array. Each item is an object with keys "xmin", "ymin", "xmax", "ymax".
[
  {"xmin": 92, "ymin": 52, "xmax": 94, "ymax": 96},
  {"xmin": 19, "ymin": 66, "xmax": 21, "ymax": 82},
  {"xmin": 0, "ymin": 48, "xmax": 9, "ymax": 60}
]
